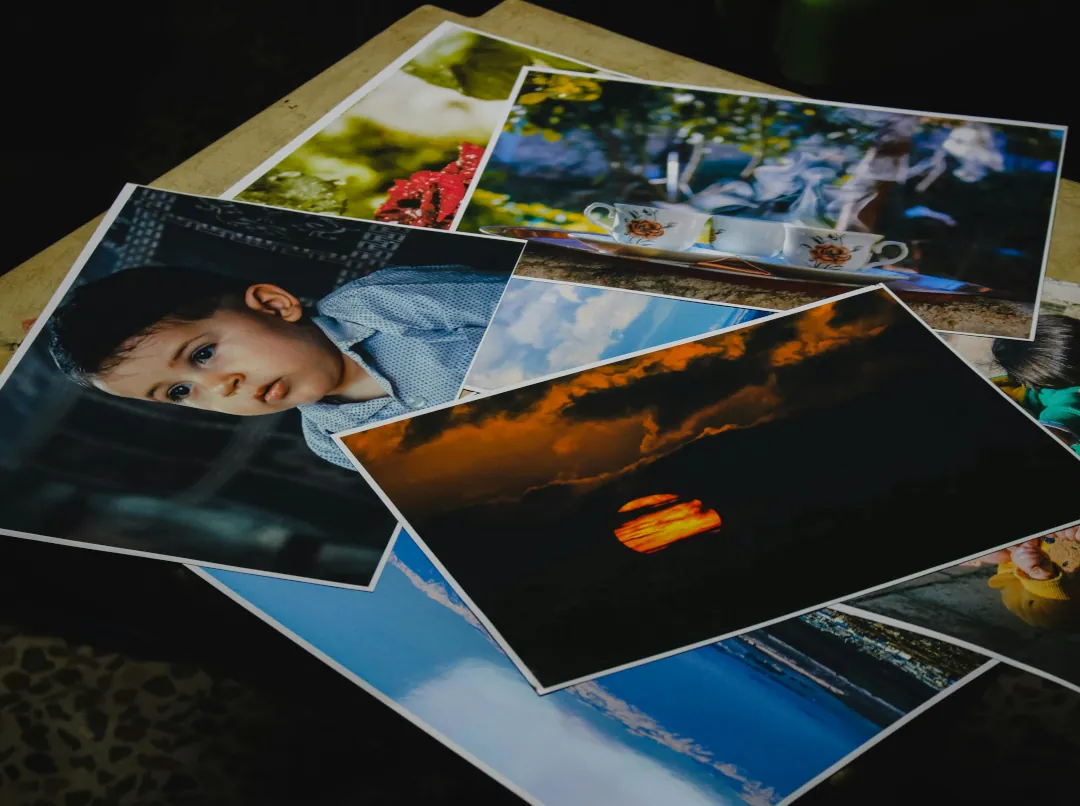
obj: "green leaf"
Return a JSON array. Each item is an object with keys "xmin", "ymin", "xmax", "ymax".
[{"xmin": 403, "ymin": 29, "xmax": 596, "ymax": 101}]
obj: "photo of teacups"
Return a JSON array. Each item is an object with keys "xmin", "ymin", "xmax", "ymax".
[
  {"xmin": 584, "ymin": 203, "xmax": 709, "ymax": 251},
  {"xmin": 709, "ymin": 215, "xmax": 785, "ymax": 257},
  {"xmin": 457, "ymin": 69, "xmax": 1066, "ymax": 338},
  {"xmin": 782, "ymin": 225, "xmax": 910, "ymax": 271}
]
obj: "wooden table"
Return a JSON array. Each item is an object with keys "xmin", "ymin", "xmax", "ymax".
[{"xmin": 3, "ymin": 0, "xmax": 1077, "ymax": 368}]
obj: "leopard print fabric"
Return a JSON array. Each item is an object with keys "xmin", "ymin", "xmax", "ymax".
[{"xmin": 0, "ymin": 628, "xmax": 281, "ymax": 806}]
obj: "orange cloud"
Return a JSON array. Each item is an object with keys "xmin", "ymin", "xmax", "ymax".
[
  {"xmin": 341, "ymin": 293, "xmax": 897, "ymax": 517},
  {"xmin": 618, "ymin": 494, "xmax": 678, "ymax": 513},
  {"xmin": 638, "ymin": 376, "xmax": 783, "ymax": 455},
  {"xmin": 769, "ymin": 299, "xmax": 892, "ymax": 367},
  {"xmin": 615, "ymin": 498, "xmax": 721, "ymax": 554}
]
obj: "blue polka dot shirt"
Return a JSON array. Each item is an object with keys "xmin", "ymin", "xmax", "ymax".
[{"xmin": 299, "ymin": 266, "xmax": 507, "ymax": 469}]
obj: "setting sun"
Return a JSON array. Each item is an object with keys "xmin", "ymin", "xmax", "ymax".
[{"xmin": 615, "ymin": 495, "xmax": 722, "ymax": 554}]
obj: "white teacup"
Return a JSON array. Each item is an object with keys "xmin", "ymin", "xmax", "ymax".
[
  {"xmin": 781, "ymin": 225, "xmax": 909, "ymax": 271},
  {"xmin": 584, "ymin": 203, "xmax": 709, "ymax": 251},
  {"xmin": 708, "ymin": 215, "xmax": 784, "ymax": 257}
]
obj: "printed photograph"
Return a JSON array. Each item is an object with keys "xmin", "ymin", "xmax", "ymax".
[
  {"xmin": 941, "ymin": 277, "xmax": 1080, "ymax": 457},
  {"xmin": 850, "ymin": 528, "xmax": 1080, "ymax": 691},
  {"xmin": 455, "ymin": 69, "xmax": 1066, "ymax": 338},
  {"xmin": 207, "ymin": 529, "xmax": 987, "ymax": 806},
  {"xmin": 842, "ymin": 280, "xmax": 1080, "ymax": 689},
  {"xmin": 472, "ymin": 274, "xmax": 1080, "ymax": 689},
  {"xmin": 228, "ymin": 23, "xmax": 613, "ymax": 229},
  {"xmin": 465, "ymin": 276, "xmax": 769, "ymax": 391},
  {"xmin": 0, "ymin": 185, "xmax": 523, "ymax": 587},
  {"xmin": 338, "ymin": 288, "xmax": 1080, "ymax": 691},
  {"xmin": 786, "ymin": 663, "xmax": 1080, "ymax": 806}
]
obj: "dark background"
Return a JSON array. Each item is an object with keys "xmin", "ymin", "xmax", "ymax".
[
  {"xmin": 1, "ymin": 1, "xmax": 1072, "ymax": 801},
  {"xmin": 3, "ymin": 0, "xmax": 1072, "ymax": 274},
  {"xmin": 789, "ymin": 662, "xmax": 1080, "ymax": 805},
  {"xmin": 0, "ymin": 539, "xmax": 524, "ymax": 805}
]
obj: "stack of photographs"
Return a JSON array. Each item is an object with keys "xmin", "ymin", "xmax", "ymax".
[{"xmin": 2, "ymin": 20, "xmax": 1078, "ymax": 806}]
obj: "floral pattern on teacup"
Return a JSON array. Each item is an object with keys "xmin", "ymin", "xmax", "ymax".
[
  {"xmin": 802, "ymin": 233, "xmax": 863, "ymax": 268},
  {"xmin": 621, "ymin": 207, "xmax": 675, "ymax": 245}
]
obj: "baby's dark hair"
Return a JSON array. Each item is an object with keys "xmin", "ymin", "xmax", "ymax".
[
  {"xmin": 992, "ymin": 314, "xmax": 1080, "ymax": 390},
  {"xmin": 48, "ymin": 265, "xmax": 251, "ymax": 386}
]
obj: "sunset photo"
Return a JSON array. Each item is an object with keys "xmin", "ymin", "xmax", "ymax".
[{"xmin": 339, "ymin": 288, "xmax": 1080, "ymax": 692}]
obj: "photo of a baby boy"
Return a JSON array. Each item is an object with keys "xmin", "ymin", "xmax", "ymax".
[
  {"xmin": 0, "ymin": 186, "xmax": 524, "ymax": 588},
  {"xmin": 48, "ymin": 263, "xmax": 506, "ymax": 468}
]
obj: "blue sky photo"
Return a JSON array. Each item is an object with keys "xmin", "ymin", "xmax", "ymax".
[
  {"xmin": 207, "ymin": 530, "xmax": 977, "ymax": 806},
  {"xmin": 466, "ymin": 278, "xmax": 768, "ymax": 390}
]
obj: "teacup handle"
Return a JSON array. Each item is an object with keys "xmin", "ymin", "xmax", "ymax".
[
  {"xmin": 865, "ymin": 241, "xmax": 909, "ymax": 269},
  {"xmin": 584, "ymin": 202, "xmax": 617, "ymax": 233}
]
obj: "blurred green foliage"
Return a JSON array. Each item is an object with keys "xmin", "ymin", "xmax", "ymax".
[
  {"xmin": 235, "ymin": 28, "xmax": 600, "ymax": 223},
  {"xmin": 403, "ymin": 28, "xmax": 590, "ymax": 101},
  {"xmin": 459, "ymin": 75, "xmax": 882, "ymax": 231},
  {"xmin": 458, "ymin": 187, "xmax": 601, "ymax": 234},
  {"xmin": 504, "ymin": 74, "xmax": 880, "ymax": 176}
]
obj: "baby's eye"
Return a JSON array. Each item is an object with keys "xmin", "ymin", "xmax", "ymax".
[
  {"xmin": 167, "ymin": 383, "xmax": 192, "ymax": 403},
  {"xmin": 192, "ymin": 344, "xmax": 216, "ymax": 365}
]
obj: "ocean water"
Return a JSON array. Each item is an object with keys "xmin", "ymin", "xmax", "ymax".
[{"xmin": 208, "ymin": 531, "xmax": 887, "ymax": 805}]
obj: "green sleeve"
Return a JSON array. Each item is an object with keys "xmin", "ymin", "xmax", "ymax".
[{"xmin": 1027, "ymin": 387, "xmax": 1080, "ymax": 454}]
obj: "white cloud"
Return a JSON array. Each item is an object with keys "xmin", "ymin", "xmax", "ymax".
[
  {"xmin": 570, "ymin": 681, "xmax": 777, "ymax": 806},
  {"xmin": 388, "ymin": 554, "xmax": 483, "ymax": 630},
  {"xmin": 388, "ymin": 553, "xmax": 508, "ymax": 653},
  {"xmin": 546, "ymin": 290, "xmax": 650, "ymax": 372},
  {"xmin": 466, "ymin": 282, "xmax": 654, "ymax": 391},
  {"xmin": 402, "ymin": 663, "xmax": 729, "ymax": 806},
  {"xmin": 471, "ymin": 362, "xmax": 528, "ymax": 390},
  {"xmin": 505, "ymin": 286, "xmax": 563, "ymax": 348},
  {"xmin": 556, "ymin": 284, "xmax": 582, "ymax": 302}
]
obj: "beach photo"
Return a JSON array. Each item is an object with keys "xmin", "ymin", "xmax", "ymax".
[
  {"xmin": 226, "ymin": 23, "xmax": 615, "ymax": 229},
  {"xmin": 455, "ymin": 70, "xmax": 1066, "ymax": 338},
  {"xmin": 0, "ymin": 185, "xmax": 523, "ymax": 588},
  {"xmin": 337, "ymin": 287, "xmax": 1080, "ymax": 691},
  {"xmin": 203, "ymin": 528, "xmax": 988, "ymax": 806}
]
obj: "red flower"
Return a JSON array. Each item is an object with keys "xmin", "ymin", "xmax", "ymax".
[
  {"xmin": 376, "ymin": 171, "xmax": 467, "ymax": 228},
  {"xmin": 375, "ymin": 142, "xmax": 484, "ymax": 229},
  {"xmin": 444, "ymin": 142, "xmax": 484, "ymax": 180}
]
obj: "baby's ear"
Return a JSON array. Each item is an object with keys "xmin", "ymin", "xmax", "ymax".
[{"xmin": 245, "ymin": 283, "xmax": 304, "ymax": 322}]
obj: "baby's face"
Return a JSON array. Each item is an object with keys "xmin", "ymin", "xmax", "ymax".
[{"xmin": 93, "ymin": 298, "xmax": 344, "ymax": 416}]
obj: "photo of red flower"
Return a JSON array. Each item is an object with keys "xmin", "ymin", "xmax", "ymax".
[{"xmin": 375, "ymin": 142, "xmax": 485, "ymax": 229}]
